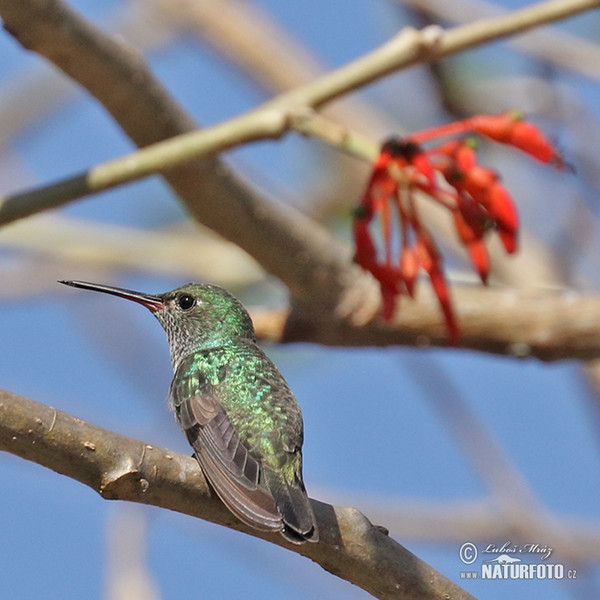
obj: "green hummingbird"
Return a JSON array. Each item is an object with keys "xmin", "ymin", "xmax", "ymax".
[{"xmin": 60, "ymin": 280, "xmax": 318, "ymax": 544}]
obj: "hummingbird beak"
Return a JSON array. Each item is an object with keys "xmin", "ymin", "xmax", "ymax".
[{"xmin": 59, "ymin": 280, "xmax": 165, "ymax": 313}]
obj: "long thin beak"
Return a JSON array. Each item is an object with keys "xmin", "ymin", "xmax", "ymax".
[{"xmin": 59, "ymin": 280, "xmax": 164, "ymax": 312}]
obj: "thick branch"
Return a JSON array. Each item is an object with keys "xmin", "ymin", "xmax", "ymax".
[
  {"xmin": 252, "ymin": 286, "xmax": 600, "ymax": 362},
  {"xmin": 0, "ymin": 388, "xmax": 474, "ymax": 600}
]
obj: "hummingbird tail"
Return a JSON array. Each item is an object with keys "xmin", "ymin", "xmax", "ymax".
[{"xmin": 263, "ymin": 467, "xmax": 319, "ymax": 544}]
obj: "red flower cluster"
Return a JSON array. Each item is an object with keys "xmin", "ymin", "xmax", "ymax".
[{"xmin": 353, "ymin": 111, "xmax": 565, "ymax": 344}]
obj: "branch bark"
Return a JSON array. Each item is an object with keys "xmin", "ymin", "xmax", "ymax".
[
  {"xmin": 254, "ymin": 286, "xmax": 600, "ymax": 362},
  {"xmin": 0, "ymin": 388, "xmax": 474, "ymax": 600},
  {"xmin": 399, "ymin": 0, "xmax": 600, "ymax": 81}
]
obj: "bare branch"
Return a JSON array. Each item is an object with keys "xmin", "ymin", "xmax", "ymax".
[
  {"xmin": 0, "ymin": 387, "xmax": 475, "ymax": 600},
  {"xmin": 400, "ymin": 0, "xmax": 600, "ymax": 82},
  {"xmin": 253, "ymin": 286, "xmax": 600, "ymax": 362},
  {"xmin": 1, "ymin": 0, "xmax": 597, "ymax": 225}
]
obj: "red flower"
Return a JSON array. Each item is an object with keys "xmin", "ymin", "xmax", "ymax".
[
  {"xmin": 453, "ymin": 196, "xmax": 492, "ymax": 283},
  {"xmin": 353, "ymin": 111, "xmax": 566, "ymax": 343},
  {"xmin": 469, "ymin": 111, "xmax": 565, "ymax": 167}
]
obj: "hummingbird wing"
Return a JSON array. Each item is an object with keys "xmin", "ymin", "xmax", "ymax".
[
  {"xmin": 169, "ymin": 351, "xmax": 317, "ymax": 543},
  {"xmin": 169, "ymin": 361, "xmax": 283, "ymax": 533}
]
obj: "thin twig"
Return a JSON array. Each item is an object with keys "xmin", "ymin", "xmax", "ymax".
[
  {"xmin": 158, "ymin": 0, "xmax": 565, "ymax": 298},
  {"xmin": 145, "ymin": 0, "xmax": 393, "ymax": 134},
  {"xmin": 400, "ymin": 0, "xmax": 600, "ymax": 82}
]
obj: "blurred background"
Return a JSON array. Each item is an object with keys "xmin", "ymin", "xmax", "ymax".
[{"xmin": 1, "ymin": 1, "xmax": 600, "ymax": 599}]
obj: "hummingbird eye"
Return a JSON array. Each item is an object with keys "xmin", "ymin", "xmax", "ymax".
[{"xmin": 177, "ymin": 294, "xmax": 196, "ymax": 311}]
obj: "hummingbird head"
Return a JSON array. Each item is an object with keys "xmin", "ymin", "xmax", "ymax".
[
  {"xmin": 60, "ymin": 280, "xmax": 256, "ymax": 368},
  {"xmin": 155, "ymin": 283, "xmax": 257, "ymax": 366}
]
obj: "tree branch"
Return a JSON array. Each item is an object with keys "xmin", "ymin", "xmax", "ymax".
[
  {"xmin": 253, "ymin": 286, "xmax": 600, "ymax": 362},
  {"xmin": 1, "ymin": 0, "xmax": 596, "ymax": 229},
  {"xmin": 0, "ymin": 388, "xmax": 474, "ymax": 600},
  {"xmin": 399, "ymin": 0, "xmax": 600, "ymax": 82}
]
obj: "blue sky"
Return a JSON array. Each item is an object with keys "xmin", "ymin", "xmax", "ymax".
[{"xmin": 1, "ymin": 1, "xmax": 600, "ymax": 599}]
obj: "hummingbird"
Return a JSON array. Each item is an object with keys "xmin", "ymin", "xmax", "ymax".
[{"xmin": 60, "ymin": 280, "xmax": 318, "ymax": 544}]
